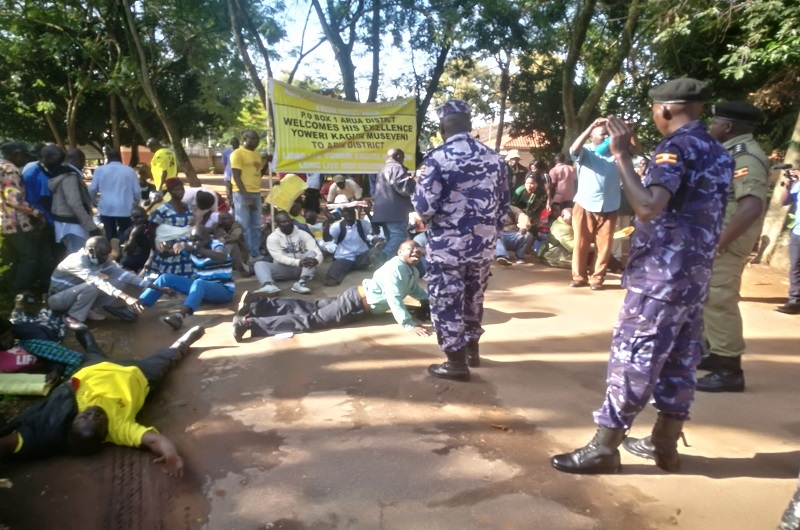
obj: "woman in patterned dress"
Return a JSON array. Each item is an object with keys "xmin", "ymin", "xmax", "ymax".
[{"xmin": 143, "ymin": 178, "xmax": 194, "ymax": 277}]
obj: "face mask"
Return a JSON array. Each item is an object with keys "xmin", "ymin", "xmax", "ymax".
[
  {"xmin": 596, "ymin": 137, "xmax": 611, "ymax": 156},
  {"xmin": 279, "ymin": 224, "xmax": 294, "ymax": 235}
]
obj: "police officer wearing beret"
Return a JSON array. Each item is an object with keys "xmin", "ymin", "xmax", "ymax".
[
  {"xmin": 693, "ymin": 102, "xmax": 769, "ymax": 393},
  {"xmin": 552, "ymin": 78, "xmax": 734, "ymax": 474},
  {"xmin": 412, "ymin": 100, "xmax": 510, "ymax": 382}
]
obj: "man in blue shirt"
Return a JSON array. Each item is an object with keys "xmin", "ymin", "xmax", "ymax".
[
  {"xmin": 232, "ymin": 240, "xmax": 429, "ymax": 341},
  {"xmin": 88, "ymin": 150, "xmax": 141, "ymax": 240},
  {"xmin": 775, "ymin": 169, "xmax": 800, "ymax": 314},
  {"xmin": 552, "ymin": 78, "xmax": 734, "ymax": 475},
  {"xmin": 568, "ymin": 118, "xmax": 620, "ymax": 290}
]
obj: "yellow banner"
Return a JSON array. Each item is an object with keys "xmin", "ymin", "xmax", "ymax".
[{"xmin": 270, "ymin": 79, "xmax": 416, "ymax": 173}]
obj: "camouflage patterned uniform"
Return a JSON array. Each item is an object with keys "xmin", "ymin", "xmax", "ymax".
[
  {"xmin": 593, "ymin": 120, "xmax": 734, "ymax": 429},
  {"xmin": 702, "ymin": 134, "xmax": 768, "ymax": 359},
  {"xmin": 412, "ymin": 130, "xmax": 510, "ymax": 354}
]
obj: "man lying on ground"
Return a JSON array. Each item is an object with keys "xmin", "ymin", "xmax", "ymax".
[
  {"xmin": 0, "ymin": 325, "xmax": 205, "ymax": 477},
  {"xmin": 233, "ymin": 240, "xmax": 430, "ymax": 341}
]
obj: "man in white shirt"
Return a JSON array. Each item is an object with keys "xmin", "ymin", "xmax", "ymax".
[
  {"xmin": 89, "ymin": 150, "xmax": 141, "ymax": 240},
  {"xmin": 253, "ymin": 211, "xmax": 322, "ymax": 296},
  {"xmin": 326, "ymin": 174, "xmax": 363, "ymax": 203}
]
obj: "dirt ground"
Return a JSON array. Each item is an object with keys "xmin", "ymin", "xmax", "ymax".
[{"xmin": 2, "ymin": 180, "xmax": 799, "ymax": 529}]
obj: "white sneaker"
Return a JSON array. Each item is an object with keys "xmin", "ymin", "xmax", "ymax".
[
  {"xmin": 291, "ymin": 280, "xmax": 311, "ymax": 294},
  {"xmin": 254, "ymin": 283, "xmax": 281, "ymax": 297}
]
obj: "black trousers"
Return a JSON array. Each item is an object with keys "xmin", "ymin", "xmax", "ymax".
[
  {"xmin": 249, "ymin": 286, "xmax": 369, "ymax": 337},
  {"xmin": 84, "ymin": 348, "xmax": 180, "ymax": 390}
]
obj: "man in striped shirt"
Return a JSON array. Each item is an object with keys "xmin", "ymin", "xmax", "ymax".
[{"xmin": 139, "ymin": 225, "xmax": 234, "ymax": 329}]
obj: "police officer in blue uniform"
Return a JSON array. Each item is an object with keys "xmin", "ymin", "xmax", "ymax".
[
  {"xmin": 412, "ymin": 100, "xmax": 510, "ymax": 382},
  {"xmin": 551, "ymin": 78, "xmax": 734, "ymax": 474}
]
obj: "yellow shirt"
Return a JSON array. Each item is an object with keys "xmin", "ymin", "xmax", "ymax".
[
  {"xmin": 150, "ymin": 148, "xmax": 178, "ymax": 190},
  {"xmin": 73, "ymin": 362, "xmax": 156, "ymax": 448},
  {"xmin": 230, "ymin": 148, "xmax": 263, "ymax": 193}
]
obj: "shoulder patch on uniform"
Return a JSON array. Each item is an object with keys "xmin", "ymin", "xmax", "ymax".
[
  {"xmin": 733, "ymin": 167, "xmax": 749, "ymax": 179},
  {"xmin": 731, "ymin": 143, "xmax": 747, "ymax": 156},
  {"xmin": 654, "ymin": 152, "xmax": 678, "ymax": 165}
]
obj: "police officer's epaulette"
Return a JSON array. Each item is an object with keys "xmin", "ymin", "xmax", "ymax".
[{"xmin": 731, "ymin": 142, "xmax": 769, "ymax": 173}]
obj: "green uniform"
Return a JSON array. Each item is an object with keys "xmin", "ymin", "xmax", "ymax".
[{"xmin": 702, "ymin": 134, "xmax": 769, "ymax": 358}]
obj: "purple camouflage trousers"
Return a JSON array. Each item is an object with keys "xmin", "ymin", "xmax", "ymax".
[
  {"xmin": 426, "ymin": 261, "xmax": 490, "ymax": 354},
  {"xmin": 593, "ymin": 290, "xmax": 703, "ymax": 430}
]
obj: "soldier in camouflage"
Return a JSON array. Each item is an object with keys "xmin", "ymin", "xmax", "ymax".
[
  {"xmin": 552, "ymin": 78, "xmax": 734, "ymax": 474},
  {"xmin": 411, "ymin": 99, "xmax": 510, "ymax": 382},
  {"xmin": 696, "ymin": 102, "xmax": 769, "ymax": 393}
]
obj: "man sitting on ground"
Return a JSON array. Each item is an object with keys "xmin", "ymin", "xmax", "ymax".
[
  {"xmin": 119, "ymin": 206, "xmax": 153, "ymax": 273},
  {"xmin": 48, "ymin": 236, "xmax": 156, "ymax": 329},
  {"xmin": 0, "ymin": 325, "xmax": 205, "ymax": 477},
  {"xmin": 496, "ymin": 205, "xmax": 533, "ymax": 266},
  {"xmin": 139, "ymin": 225, "xmax": 234, "ymax": 330},
  {"xmin": 212, "ymin": 211, "xmax": 251, "ymax": 277},
  {"xmin": 323, "ymin": 196, "xmax": 383, "ymax": 286},
  {"xmin": 233, "ymin": 240, "xmax": 429, "ymax": 341},
  {"xmin": 253, "ymin": 210, "xmax": 322, "ymax": 296}
]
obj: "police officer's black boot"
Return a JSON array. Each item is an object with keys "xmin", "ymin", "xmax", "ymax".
[
  {"xmin": 428, "ymin": 348, "xmax": 470, "ymax": 382},
  {"xmin": 466, "ymin": 340, "xmax": 480, "ymax": 368},
  {"xmin": 551, "ymin": 426, "xmax": 626, "ymax": 474},
  {"xmin": 696, "ymin": 355, "xmax": 744, "ymax": 392},
  {"xmin": 623, "ymin": 413, "xmax": 684, "ymax": 472}
]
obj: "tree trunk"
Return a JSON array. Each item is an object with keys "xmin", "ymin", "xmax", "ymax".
[
  {"xmin": 228, "ymin": 0, "xmax": 266, "ymax": 109},
  {"xmin": 115, "ymin": 92, "xmax": 155, "ymax": 146},
  {"xmin": 761, "ymin": 110, "xmax": 800, "ymax": 264},
  {"xmin": 65, "ymin": 99, "xmax": 78, "ymax": 149},
  {"xmin": 367, "ymin": 0, "xmax": 381, "ymax": 103},
  {"xmin": 560, "ymin": 0, "xmax": 641, "ymax": 151},
  {"xmin": 417, "ymin": 31, "xmax": 453, "ymax": 136},
  {"xmin": 311, "ymin": 0, "xmax": 360, "ymax": 101},
  {"xmin": 118, "ymin": 0, "xmax": 200, "ymax": 186},
  {"xmin": 109, "ymin": 93, "xmax": 121, "ymax": 150},
  {"xmin": 44, "ymin": 112, "xmax": 65, "ymax": 148},
  {"xmin": 494, "ymin": 62, "xmax": 510, "ymax": 152}
]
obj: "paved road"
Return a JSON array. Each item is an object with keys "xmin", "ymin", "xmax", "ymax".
[{"xmin": 1, "ymin": 249, "xmax": 798, "ymax": 529}]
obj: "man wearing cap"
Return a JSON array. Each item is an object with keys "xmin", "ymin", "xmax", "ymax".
[
  {"xmin": 0, "ymin": 142, "xmax": 42, "ymax": 296},
  {"xmin": 412, "ymin": 99, "xmax": 510, "ymax": 382},
  {"xmin": 326, "ymin": 174, "xmax": 363, "ymax": 203},
  {"xmin": 552, "ymin": 78, "xmax": 734, "ymax": 474},
  {"xmin": 373, "ymin": 148, "xmax": 415, "ymax": 261},
  {"xmin": 230, "ymin": 130, "xmax": 265, "ymax": 259},
  {"xmin": 505, "ymin": 150, "xmax": 527, "ymax": 191},
  {"xmin": 695, "ymin": 102, "xmax": 769, "ymax": 393}
]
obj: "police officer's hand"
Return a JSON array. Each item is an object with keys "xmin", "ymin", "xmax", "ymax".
[{"xmin": 606, "ymin": 116, "xmax": 633, "ymax": 158}]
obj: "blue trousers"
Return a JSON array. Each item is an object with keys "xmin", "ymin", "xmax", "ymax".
[
  {"xmin": 593, "ymin": 291, "xmax": 703, "ymax": 429},
  {"xmin": 380, "ymin": 221, "xmax": 409, "ymax": 260},
  {"xmin": 139, "ymin": 274, "xmax": 233, "ymax": 314},
  {"xmin": 426, "ymin": 261, "xmax": 490, "ymax": 353},
  {"xmin": 495, "ymin": 230, "xmax": 534, "ymax": 261},
  {"xmin": 233, "ymin": 192, "xmax": 262, "ymax": 258}
]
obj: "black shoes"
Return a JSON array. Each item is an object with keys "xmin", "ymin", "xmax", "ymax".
[
  {"xmin": 102, "ymin": 305, "xmax": 138, "ymax": 322},
  {"xmin": 428, "ymin": 361, "xmax": 470, "ymax": 381},
  {"xmin": 466, "ymin": 340, "xmax": 480, "ymax": 368},
  {"xmin": 696, "ymin": 354, "xmax": 745, "ymax": 392},
  {"xmin": 622, "ymin": 414, "xmax": 684, "ymax": 472},
  {"xmin": 232, "ymin": 316, "xmax": 250, "ymax": 343},
  {"xmin": 551, "ymin": 426, "xmax": 626, "ymax": 474},
  {"xmin": 696, "ymin": 369, "xmax": 745, "ymax": 392},
  {"xmin": 775, "ymin": 303, "xmax": 800, "ymax": 315}
]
